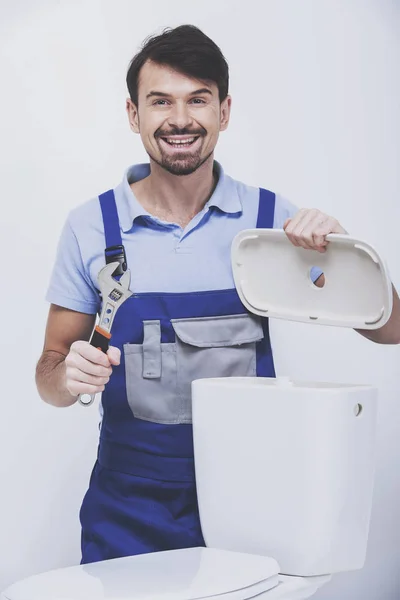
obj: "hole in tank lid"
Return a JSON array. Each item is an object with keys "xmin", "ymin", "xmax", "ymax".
[{"xmin": 309, "ymin": 266, "xmax": 325, "ymax": 288}]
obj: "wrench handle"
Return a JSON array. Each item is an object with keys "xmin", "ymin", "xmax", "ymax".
[{"xmin": 78, "ymin": 326, "xmax": 112, "ymax": 407}]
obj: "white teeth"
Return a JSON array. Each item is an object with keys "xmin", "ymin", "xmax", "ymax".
[{"xmin": 164, "ymin": 137, "xmax": 196, "ymax": 145}]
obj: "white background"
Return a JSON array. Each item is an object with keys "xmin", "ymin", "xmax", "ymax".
[{"xmin": 0, "ymin": 0, "xmax": 399, "ymax": 598}]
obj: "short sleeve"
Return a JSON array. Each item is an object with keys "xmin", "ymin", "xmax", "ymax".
[
  {"xmin": 273, "ymin": 193, "xmax": 299, "ymax": 229},
  {"xmin": 45, "ymin": 217, "xmax": 100, "ymax": 314}
]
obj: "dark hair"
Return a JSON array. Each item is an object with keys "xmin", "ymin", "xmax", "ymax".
[{"xmin": 126, "ymin": 24, "xmax": 229, "ymax": 105}]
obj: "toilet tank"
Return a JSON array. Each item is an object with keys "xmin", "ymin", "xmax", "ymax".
[{"xmin": 192, "ymin": 376, "xmax": 378, "ymax": 577}]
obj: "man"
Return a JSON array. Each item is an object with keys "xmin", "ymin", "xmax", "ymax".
[{"xmin": 35, "ymin": 24, "xmax": 400, "ymax": 565}]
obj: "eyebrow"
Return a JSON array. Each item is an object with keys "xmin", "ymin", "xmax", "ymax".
[{"xmin": 146, "ymin": 88, "xmax": 213, "ymax": 99}]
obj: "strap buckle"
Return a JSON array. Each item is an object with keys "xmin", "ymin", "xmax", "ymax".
[{"xmin": 105, "ymin": 244, "xmax": 127, "ymax": 276}]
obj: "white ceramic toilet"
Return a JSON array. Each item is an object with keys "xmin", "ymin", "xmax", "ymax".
[{"xmin": 1, "ymin": 230, "xmax": 393, "ymax": 600}]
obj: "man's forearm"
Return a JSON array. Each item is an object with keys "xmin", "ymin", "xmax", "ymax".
[
  {"xmin": 35, "ymin": 350, "xmax": 78, "ymax": 407},
  {"xmin": 355, "ymin": 284, "xmax": 400, "ymax": 345}
]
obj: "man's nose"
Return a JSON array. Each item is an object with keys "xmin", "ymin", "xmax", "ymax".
[{"xmin": 167, "ymin": 102, "xmax": 193, "ymax": 129}]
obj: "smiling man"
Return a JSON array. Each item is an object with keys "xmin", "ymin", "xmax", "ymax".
[
  {"xmin": 35, "ymin": 24, "xmax": 400, "ymax": 565},
  {"xmin": 134, "ymin": 65, "xmax": 215, "ymax": 176}
]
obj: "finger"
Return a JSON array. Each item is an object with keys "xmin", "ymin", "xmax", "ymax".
[
  {"xmin": 300, "ymin": 214, "xmax": 330, "ymax": 251},
  {"xmin": 311, "ymin": 216, "xmax": 344, "ymax": 251},
  {"xmin": 312, "ymin": 229, "xmax": 328, "ymax": 250},
  {"xmin": 286, "ymin": 209, "xmax": 320, "ymax": 249},
  {"xmin": 284, "ymin": 209, "xmax": 309, "ymax": 247},
  {"xmin": 67, "ymin": 380, "xmax": 106, "ymax": 396},
  {"xmin": 70, "ymin": 340, "xmax": 111, "ymax": 368},
  {"xmin": 285, "ymin": 209, "xmax": 347, "ymax": 251},
  {"xmin": 107, "ymin": 346, "xmax": 121, "ymax": 366},
  {"xmin": 327, "ymin": 217, "xmax": 347, "ymax": 234},
  {"xmin": 66, "ymin": 366, "xmax": 110, "ymax": 388},
  {"xmin": 283, "ymin": 218, "xmax": 291, "ymax": 229},
  {"xmin": 66, "ymin": 351, "xmax": 112, "ymax": 377}
]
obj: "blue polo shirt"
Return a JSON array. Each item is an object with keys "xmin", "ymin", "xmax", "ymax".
[{"xmin": 45, "ymin": 161, "xmax": 300, "ymax": 312}]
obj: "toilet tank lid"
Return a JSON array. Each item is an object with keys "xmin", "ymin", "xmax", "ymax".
[
  {"xmin": 231, "ymin": 229, "xmax": 392, "ymax": 329},
  {"xmin": 1, "ymin": 548, "xmax": 280, "ymax": 600}
]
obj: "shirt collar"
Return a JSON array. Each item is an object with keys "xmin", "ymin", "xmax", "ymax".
[{"xmin": 114, "ymin": 160, "xmax": 242, "ymax": 232}]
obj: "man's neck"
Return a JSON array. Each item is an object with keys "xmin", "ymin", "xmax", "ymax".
[{"xmin": 130, "ymin": 155, "xmax": 217, "ymax": 228}]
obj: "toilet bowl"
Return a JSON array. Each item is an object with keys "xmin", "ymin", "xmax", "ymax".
[
  {"xmin": 1, "ymin": 230, "xmax": 392, "ymax": 600},
  {"xmin": 0, "ymin": 547, "xmax": 331, "ymax": 600}
]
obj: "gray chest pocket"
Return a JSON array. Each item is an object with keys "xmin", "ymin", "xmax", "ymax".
[{"xmin": 124, "ymin": 313, "xmax": 264, "ymax": 425}]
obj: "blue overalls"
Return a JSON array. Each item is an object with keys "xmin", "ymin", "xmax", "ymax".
[{"xmin": 79, "ymin": 187, "xmax": 277, "ymax": 564}]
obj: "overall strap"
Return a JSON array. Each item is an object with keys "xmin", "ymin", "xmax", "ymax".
[
  {"xmin": 255, "ymin": 187, "xmax": 276, "ymax": 379},
  {"xmin": 99, "ymin": 189, "xmax": 127, "ymax": 275},
  {"xmin": 256, "ymin": 187, "xmax": 276, "ymax": 229}
]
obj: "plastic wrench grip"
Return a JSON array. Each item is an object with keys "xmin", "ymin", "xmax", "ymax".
[{"xmin": 90, "ymin": 325, "xmax": 111, "ymax": 353}]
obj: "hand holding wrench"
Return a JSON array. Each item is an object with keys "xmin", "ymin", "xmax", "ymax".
[{"xmin": 78, "ymin": 261, "xmax": 133, "ymax": 407}]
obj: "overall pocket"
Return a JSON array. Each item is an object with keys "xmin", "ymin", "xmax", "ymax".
[{"xmin": 124, "ymin": 314, "xmax": 264, "ymax": 425}]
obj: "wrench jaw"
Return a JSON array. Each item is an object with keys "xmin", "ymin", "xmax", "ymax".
[
  {"xmin": 97, "ymin": 261, "xmax": 123, "ymax": 285},
  {"xmin": 98, "ymin": 262, "xmax": 132, "ymax": 300},
  {"xmin": 119, "ymin": 269, "xmax": 131, "ymax": 290}
]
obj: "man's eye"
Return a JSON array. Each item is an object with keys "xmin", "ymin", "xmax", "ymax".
[
  {"xmin": 154, "ymin": 100, "xmax": 168, "ymax": 106},
  {"xmin": 191, "ymin": 98, "xmax": 206, "ymax": 104}
]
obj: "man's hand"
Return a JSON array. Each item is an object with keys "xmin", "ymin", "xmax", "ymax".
[
  {"xmin": 284, "ymin": 208, "xmax": 347, "ymax": 253},
  {"xmin": 64, "ymin": 341, "xmax": 121, "ymax": 398}
]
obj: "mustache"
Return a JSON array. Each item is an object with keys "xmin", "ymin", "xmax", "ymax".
[{"xmin": 155, "ymin": 126, "xmax": 207, "ymax": 138}]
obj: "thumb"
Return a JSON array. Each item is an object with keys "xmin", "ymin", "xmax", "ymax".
[
  {"xmin": 107, "ymin": 346, "xmax": 121, "ymax": 366},
  {"xmin": 283, "ymin": 218, "xmax": 291, "ymax": 230}
]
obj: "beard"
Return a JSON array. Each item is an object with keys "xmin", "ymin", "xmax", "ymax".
[
  {"xmin": 149, "ymin": 147, "xmax": 213, "ymax": 176},
  {"xmin": 149, "ymin": 126, "xmax": 211, "ymax": 176}
]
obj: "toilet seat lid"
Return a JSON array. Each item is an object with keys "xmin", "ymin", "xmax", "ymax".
[
  {"xmin": 2, "ymin": 547, "xmax": 280, "ymax": 600},
  {"xmin": 231, "ymin": 229, "xmax": 392, "ymax": 329}
]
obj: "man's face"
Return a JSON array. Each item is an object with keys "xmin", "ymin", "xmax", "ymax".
[{"xmin": 126, "ymin": 60, "xmax": 231, "ymax": 176}]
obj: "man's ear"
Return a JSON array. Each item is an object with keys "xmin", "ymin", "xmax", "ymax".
[
  {"xmin": 219, "ymin": 95, "xmax": 232, "ymax": 132},
  {"xmin": 126, "ymin": 98, "xmax": 140, "ymax": 133}
]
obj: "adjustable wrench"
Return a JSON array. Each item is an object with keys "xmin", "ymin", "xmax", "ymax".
[{"xmin": 78, "ymin": 261, "xmax": 133, "ymax": 407}]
